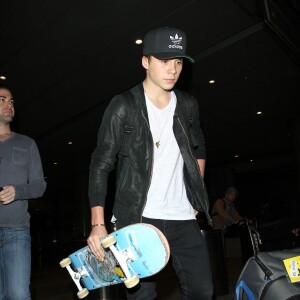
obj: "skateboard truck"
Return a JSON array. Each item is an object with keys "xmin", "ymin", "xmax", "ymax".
[{"xmin": 60, "ymin": 258, "xmax": 89, "ymax": 299}]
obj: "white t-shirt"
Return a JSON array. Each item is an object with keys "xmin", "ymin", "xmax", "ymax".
[{"xmin": 142, "ymin": 92, "xmax": 195, "ymax": 220}]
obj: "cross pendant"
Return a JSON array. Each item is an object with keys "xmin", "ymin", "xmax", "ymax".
[{"xmin": 155, "ymin": 141, "xmax": 160, "ymax": 148}]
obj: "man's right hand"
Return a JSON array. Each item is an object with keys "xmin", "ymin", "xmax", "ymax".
[{"xmin": 87, "ymin": 226, "xmax": 108, "ymax": 262}]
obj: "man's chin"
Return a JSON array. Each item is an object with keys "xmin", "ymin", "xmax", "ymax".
[
  {"xmin": 163, "ymin": 84, "xmax": 176, "ymax": 91},
  {"xmin": 3, "ymin": 117, "xmax": 13, "ymax": 123}
]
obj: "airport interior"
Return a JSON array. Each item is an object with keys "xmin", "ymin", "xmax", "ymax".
[{"xmin": 1, "ymin": 0, "xmax": 300, "ymax": 299}]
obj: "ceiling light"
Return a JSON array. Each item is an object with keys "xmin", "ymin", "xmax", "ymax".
[
  {"xmin": 0, "ymin": 76, "xmax": 6, "ymax": 80},
  {"xmin": 135, "ymin": 39, "xmax": 142, "ymax": 45},
  {"xmin": 53, "ymin": 162, "xmax": 58, "ymax": 165},
  {"xmin": 257, "ymin": 111, "xmax": 262, "ymax": 115},
  {"xmin": 235, "ymin": 155, "xmax": 239, "ymax": 158},
  {"xmin": 209, "ymin": 80, "xmax": 215, "ymax": 84},
  {"xmin": 68, "ymin": 141, "xmax": 73, "ymax": 145}
]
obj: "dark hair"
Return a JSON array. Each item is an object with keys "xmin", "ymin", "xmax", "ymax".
[
  {"xmin": 144, "ymin": 54, "xmax": 152, "ymax": 61},
  {"xmin": 0, "ymin": 83, "xmax": 13, "ymax": 94}
]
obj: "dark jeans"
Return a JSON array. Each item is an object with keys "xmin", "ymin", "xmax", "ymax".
[
  {"xmin": 0, "ymin": 227, "xmax": 31, "ymax": 300},
  {"xmin": 126, "ymin": 218, "xmax": 213, "ymax": 300}
]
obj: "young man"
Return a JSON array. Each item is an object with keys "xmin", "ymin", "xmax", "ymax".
[
  {"xmin": 88, "ymin": 27, "xmax": 213, "ymax": 299},
  {"xmin": 0, "ymin": 84, "xmax": 47, "ymax": 299}
]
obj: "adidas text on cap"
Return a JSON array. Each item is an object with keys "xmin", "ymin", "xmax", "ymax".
[{"xmin": 143, "ymin": 27, "xmax": 194, "ymax": 63}]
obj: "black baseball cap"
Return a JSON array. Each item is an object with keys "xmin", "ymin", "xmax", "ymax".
[{"xmin": 143, "ymin": 27, "xmax": 194, "ymax": 63}]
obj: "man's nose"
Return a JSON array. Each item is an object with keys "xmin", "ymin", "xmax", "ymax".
[{"xmin": 167, "ymin": 62, "xmax": 177, "ymax": 74}]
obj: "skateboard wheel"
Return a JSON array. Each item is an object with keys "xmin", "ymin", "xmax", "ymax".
[
  {"xmin": 124, "ymin": 274, "xmax": 139, "ymax": 288},
  {"xmin": 59, "ymin": 258, "xmax": 71, "ymax": 268},
  {"xmin": 101, "ymin": 235, "xmax": 116, "ymax": 248},
  {"xmin": 77, "ymin": 288, "xmax": 89, "ymax": 299}
]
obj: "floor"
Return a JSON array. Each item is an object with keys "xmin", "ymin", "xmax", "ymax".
[
  {"xmin": 29, "ymin": 235, "xmax": 244, "ymax": 299},
  {"xmin": 30, "ymin": 261, "xmax": 237, "ymax": 300}
]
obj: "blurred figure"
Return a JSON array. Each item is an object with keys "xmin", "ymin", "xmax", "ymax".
[
  {"xmin": 292, "ymin": 227, "xmax": 299, "ymax": 236},
  {"xmin": 291, "ymin": 227, "xmax": 300, "ymax": 247},
  {"xmin": 212, "ymin": 187, "xmax": 256, "ymax": 263},
  {"xmin": 211, "ymin": 186, "xmax": 245, "ymax": 231}
]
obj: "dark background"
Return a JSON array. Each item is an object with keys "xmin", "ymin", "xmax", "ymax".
[{"xmin": 1, "ymin": 0, "xmax": 300, "ymax": 259}]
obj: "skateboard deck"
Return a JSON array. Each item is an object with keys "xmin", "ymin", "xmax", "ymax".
[{"xmin": 60, "ymin": 223, "xmax": 170, "ymax": 298}]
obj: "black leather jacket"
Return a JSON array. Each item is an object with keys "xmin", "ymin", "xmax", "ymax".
[{"xmin": 89, "ymin": 83, "xmax": 211, "ymax": 228}]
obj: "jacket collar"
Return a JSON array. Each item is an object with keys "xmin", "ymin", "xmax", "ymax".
[{"xmin": 133, "ymin": 82, "xmax": 185, "ymax": 118}]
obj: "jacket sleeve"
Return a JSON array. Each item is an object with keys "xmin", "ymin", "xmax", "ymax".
[
  {"xmin": 189, "ymin": 97, "xmax": 206, "ymax": 159},
  {"xmin": 14, "ymin": 140, "xmax": 46, "ymax": 200},
  {"xmin": 88, "ymin": 95, "xmax": 126, "ymax": 207}
]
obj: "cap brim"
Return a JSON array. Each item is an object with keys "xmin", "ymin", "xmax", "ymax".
[{"xmin": 152, "ymin": 52, "xmax": 195, "ymax": 63}]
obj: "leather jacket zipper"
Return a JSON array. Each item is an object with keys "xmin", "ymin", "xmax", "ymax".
[
  {"xmin": 141, "ymin": 110, "xmax": 154, "ymax": 222},
  {"xmin": 175, "ymin": 115, "xmax": 211, "ymax": 223}
]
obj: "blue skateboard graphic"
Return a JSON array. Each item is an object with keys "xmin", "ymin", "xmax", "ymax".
[{"xmin": 60, "ymin": 223, "xmax": 170, "ymax": 299}]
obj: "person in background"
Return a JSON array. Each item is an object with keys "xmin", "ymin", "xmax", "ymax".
[
  {"xmin": 211, "ymin": 186, "xmax": 254, "ymax": 263},
  {"xmin": 87, "ymin": 27, "xmax": 213, "ymax": 299},
  {"xmin": 292, "ymin": 227, "xmax": 299, "ymax": 236},
  {"xmin": 0, "ymin": 84, "xmax": 47, "ymax": 300},
  {"xmin": 291, "ymin": 227, "xmax": 300, "ymax": 247},
  {"xmin": 211, "ymin": 186, "xmax": 245, "ymax": 231}
]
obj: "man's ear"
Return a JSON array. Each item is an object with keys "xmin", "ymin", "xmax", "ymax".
[{"xmin": 142, "ymin": 56, "xmax": 149, "ymax": 70}]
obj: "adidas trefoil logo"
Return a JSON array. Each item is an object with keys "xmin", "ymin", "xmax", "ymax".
[{"xmin": 169, "ymin": 34, "xmax": 183, "ymax": 49}]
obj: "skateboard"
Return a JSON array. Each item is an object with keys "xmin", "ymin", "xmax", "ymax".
[{"xmin": 60, "ymin": 223, "xmax": 170, "ymax": 299}]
